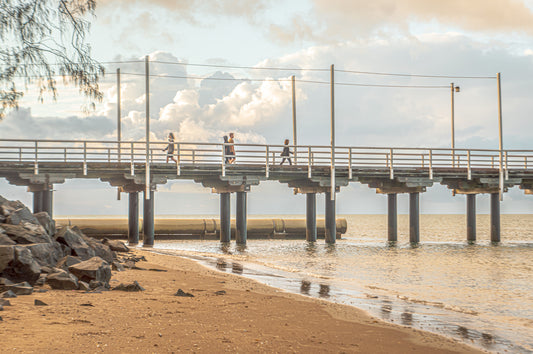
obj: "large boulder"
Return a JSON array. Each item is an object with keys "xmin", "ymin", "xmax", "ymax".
[
  {"xmin": 1, "ymin": 224, "xmax": 52, "ymax": 244},
  {"xmin": 68, "ymin": 257, "xmax": 111, "ymax": 284},
  {"xmin": 33, "ymin": 212, "xmax": 56, "ymax": 237},
  {"xmin": 0, "ymin": 199, "xmax": 26, "ymax": 218},
  {"xmin": 55, "ymin": 227, "xmax": 95, "ymax": 260},
  {"xmin": 55, "ymin": 256, "xmax": 81, "ymax": 270},
  {"xmin": 5, "ymin": 281, "xmax": 33, "ymax": 295},
  {"xmin": 25, "ymin": 242, "xmax": 64, "ymax": 267},
  {"xmin": 0, "ymin": 229, "xmax": 16, "ymax": 246},
  {"xmin": 0, "ymin": 246, "xmax": 15, "ymax": 273},
  {"xmin": 6, "ymin": 207, "xmax": 40, "ymax": 226},
  {"xmin": 102, "ymin": 238, "xmax": 129, "ymax": 253},
  {"xmin": 0, "ymin": 246, "xmax": 41, "ymax": 285},
  {"xmin": 46, "ymin": 270, "xmax": 79, "ymax": 290}
]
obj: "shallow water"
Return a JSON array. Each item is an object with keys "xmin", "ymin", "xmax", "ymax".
[{"xmin": 152, "ymin": 214, "xmax": 533, "ymax": 353}]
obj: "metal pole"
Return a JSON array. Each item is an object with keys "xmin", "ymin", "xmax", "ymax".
[
  {"xmin": 490, "ymin": 192, "xmax": 501, "ymax": 242},
  {"xmin": 409, "ymin": 192, "xmax": 420, "ymax": 243},
  {"xmin": 451, "ymin": 82, "xmax": 455, "ymax": 168},
  {"xmin": 220, "ymin": 193, "xmax": 231, "ymax": 243},
  {"xmin": 466, "ymin": 194, "xmax": 476, "ymax": 242},
  {"xmin": 388, "ymin": 193, "xmax": 397, "ymax": 242},
  {"xmin": 32, "ymin": 190, "xmax": 43, "ymax": 214},
  {"xmin": 145, "ymin": 55, "xmax": 150, "ymax": 200},
  {"xmin": 128, "ymin": 192, "xmax": 139, "ymax": 245},
  {"xmin": 143, "ymin": 190, "xmax": 154, "ymax": 247},
  {"xmin": 330, "ymin": 64, "xmax": 335, "ymax": 200},
  {"xmin": 306, "ymin": 193, "xmax": 317, "ymax": 242},
  {"xmin": 236, "ymin": 191, "xmax": 247, "ymax": 245},
  {"xmin": 291, "ymin": 75, "xmax": 297, "ymax": 164},
  {"xmin": 325, "ymin": 191, "xmax": 336, "ymax": 244},
  {"xmin": 117, "ymin": 68, "xmax": 121, "ymax": 162},
  {"xmin": 497, "ymin": 72, "xmax": 504, "ymax": 201}
]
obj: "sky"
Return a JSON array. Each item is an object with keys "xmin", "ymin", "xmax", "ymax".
[{"xmin": 2, "ymin": 0, "xmax": 533, "ymax": 217}]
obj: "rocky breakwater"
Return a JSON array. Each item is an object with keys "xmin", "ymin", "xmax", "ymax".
[{"xmin": 0, "ymin": 195, "xmax": 138, "ymax": 305}]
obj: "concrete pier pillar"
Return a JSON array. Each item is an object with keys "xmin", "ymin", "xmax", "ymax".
[
  {"xmin": 490, "ymin": 193, "xmax": 501, "ymax": 242},
  {"xmin": 220, "ymin": 192, "xmax": 231, "ymax": 243},
  {"xmin": 32, "ymin": 191, "xmax": 43, "ymax": 214},
  {"xmin": 236, "ymin": 191, "xmax": 247, "ymax": 245},
  {"xmin": 325, "ymin": 192, "xmax": 336, "ymax": 244},
  {"xmin": 409, "ymin": 192, "xmax": 420, "ymax": 243},
  {"xmin": 388, "ymin": 193, "xmax": 398, "ymax": 242},
  {"xmin": 467, "ymin": 194, "xmax": 476, "ymax": 242},
  {"xmin": 42, "ymin": 188, "xmax": 53, "ymax": 218},
  {"xmin": 128, "ymin": 192, "xmax": 139, "ymax": 245},
  {"xmin": 306, "ymin": 193, "xmax": 317, "ymax": 242},
  {"xmin": 143, "ymin": 190, "xmax": 154, "ymax": 247}
]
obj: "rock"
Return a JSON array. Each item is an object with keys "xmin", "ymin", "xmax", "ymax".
[
  {"xmin": 111, "ymin": 261, "xmax": 124, "ymax": 272},
  {"xmin": 0, "ymin": 305, "xmax": 3, "ymax": 311},
  {"xmin": 0, "ymin": 299, "xmax": 12, "ymax": 306},
  {"xmin": 39, "ymin": 266, "xmax": 54, "ymax": 274},
  {"xmin": 33, "ymin": 212, "xmax": 56, "ymax": 236},
  {"xmin": 174, "ymin": 289, "xmax": 194, "ymax": 297},
  {"xmin": 0, "ymin": 246, "xmax": 15, "ymax": 273},
  {"xmin": 55, "ymin": 227, "xmax": 95, "ymax": 261},
  {"xmin": 1, "ymin": 224, "xmax": 51, "ymax": 244},
  {"xmin": 34, "ymin": 299, "xmax": 48, "ymax": 306},
  {"xmin": 214, "ymin": 290, "xmax": 226, "ymax": 296},
  {"xmin": 35, "ymin": 289, "xmax": 48, "ymax": 293},
  {"xmin": 80, "ymin": 302, "xmax": 94, "ymax": 307},
  {"xmin": 102, "ymin": 238, "xmax": 130, "ymax": 253},
  {"xmin": 0, "ymin": 230, "xmax": 16, "ymax": 245},
  {"xmin": 78, "ymin": 281, "xmax": 90, "ymax": 291},
  {"xmin": 88, "ymin": 280, "xmax": 109, "ymax": 290},
  {"xmin": 113, "ymin": 281, "xmax": 145, "ymax": 292},
  {"xmin": 34, "ymin": 274, "xmax": 47, "ymax": 287},
  {"xmin": 0, "ymin": 277, "xmax": 14, "ymax": 292},
  {"xmin": 6, "ymin": 207, "xmax": 40, "ymax": 226},
  {"xmin": 69, "ymin": 257, "xmax": 111, "ymax": 284},
  {"xmin": 25, "ymin": 242, "xmax": 64, "ymax": 267},
  {"xmin": 46, "ymin": 271, "xmax": 79, "ymax": 290},
  {"xmin": 6, "ymin": 281, "xmax": 33, "ymax": 295},
  {"xmin": 77, "ymin": 231, "xmax": 114, "ymax": 263},
  {"xmin": 2, "ymin": 290, "xmax": 17, "ymax": 298},
  {"xmin": 124, "ymin": 260, "xmax": 135, "ymax": 269},
  {"xmin": 0, "ymin": 199, "xmax": 25, "ymax": 217},
  {"xmin": 55, "ymin": 256, "xmax": 82, "ymax": 271},
  {"xmin": 1, "ymin": 246, "xmax": 41, "ymax": 285}
]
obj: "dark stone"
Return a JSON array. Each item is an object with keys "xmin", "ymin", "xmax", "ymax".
[
  {"xmin": 0, "ymin": 305, "xmax": 3, "ymax": 311},
  {"xmin": 0, "ymin": 299, "xmax": 12, "ymax": 306},
  {"xmin": 69, "ymin": 257, "xmax": 111, "ymax": 284},
  {"xmin": 0, "ymin": 230, "xmax": 16, "ymax": 246},
  {"xmin": 111, "ymin": 261, "xmax": 124, "ymax": 272},
  {"xmin": 36, "ymin": 289, "xmax": 48, "ymax": 293},
  {"xmin": 113, "ymin": 281, "xmax": 145, "ymax": 292},
  {"xmin": 33, "ymin": 212, "xmax": 56, "ymax": 237},
  {"xmin": 148, "ymin": 268, "xmax": 167, "ymax": 272},
  {"xmin": 124, "ymin": 260, "xmax": 135, "ymax": 269},
  {"xmin": 6, "ymin": 281, "xmax": 33, "ymax": 295},
  {"xmin": 39, "ymin": 266, "xmax": 54, "ymax": 274},
  {"xmin": 1, "ymin": 246, "xmax": 41, "ymax": 285},
  {"xmin": 1, "ymin": 224, "xmax": 51, "ymax": 244},
  {"xmin": 88, "ymin": 280, "xmax": 109, "ymax": 290},
  {"xmin": 78, "ymin": 281, "xmax": 90, "ymax": 291},
  {"xmin": 102, "ymin": 238, "xmax": 130, "ymax": 253},
  {"xmin": 214, "ymin": 290, "xmax": 226, "ymax": 296},
  {"xmin": 46, "ymin": 271, "xmax": 79, "ymax": 290},
  {"xmin": 2, "ymin": 290, "xmax": 17, "ymax": 298},
  {"xmin": 34, "ymin": 299, "xmax": 48, "ymax": 306},
  {"xmin": 55, "ymin": 256, "xmax": 82, "ymax": 271},
  {"xmin": 80, "ymin": 302, "xmax": 94, "ymax": 307},
  {"xmin": 35, "ymin": 274, "xmax": 47, "ymax": 287},
  {"xmin": 0, "ymin": 277, "xmax": 14, "ymax": 292},
  {"xmin": 84, "ymin": 239, "xmax": 114, "ymax": 263},
  {"xmin": 174, "ymin": 289, "xmax": 194, "ymax": 297},
  {"xmin": 0, "ymin": 246, "xmax": 15, "ymax": 274},
  {"xmin": 25, "ymin": 242, "xmax": 64, "ymax": 267},
  {"xmin": 6, "ymin": 207, "xmax": 40, "ymax": 227},
  {"xmin": 55, "ymin": 227, "xmax": 95, "ymax": 261},
  {"xmin": 0, "ymin": 199, "xmax": 25, "ymax": 218}
]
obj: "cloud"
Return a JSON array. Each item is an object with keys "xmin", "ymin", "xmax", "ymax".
[{"xmin": 270, "ymin": 0, "xmax": 533, "ymax": 43}]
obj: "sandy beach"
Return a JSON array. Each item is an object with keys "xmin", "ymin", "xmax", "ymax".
[{"xmin": 0, "ymin": 249, "xmax": 483, "ymax": 353}]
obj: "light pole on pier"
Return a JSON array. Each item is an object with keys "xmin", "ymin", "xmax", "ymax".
[
  {"xmin": 291, "ymin": 75, "xmax": 297, "ymax": 164},
  {"xmin": 330, "ymin": 64, "xmax": 335, "ymax": 200},
  {"xmin": 145, "ymin": 55, "xmax": 150, "ymax": 199},
  {"xmin": 451, "ymin": 83, "xmax": 460, "ymax": 167},
  {"xmin": 497, "ymin": 72, "xmax": 504, "ymax": 201}
]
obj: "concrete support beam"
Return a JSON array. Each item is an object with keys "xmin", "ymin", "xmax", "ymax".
[
  {"xmin": 490, "ymin": 193, "xmax": 501, "ymax": 243},
  {"xmin": 42, "ymin": 189, "xmax": 53, "ymax": 218},
  {"xmin": 388, "ymin": 194, "xmax": 397, "ymax": 242},
  {"xmin": 33, "ymin": 191, "xmax": 43, "ymax": 214},
  {"xmin": 325, "ymin": 192, "xmax": 336, "ymax": 244},
  {"xmin": 306, "ymin": 193, "xmax": 317, "ymax": 242},
  {"xmin": 128, "ymin": 192, "xmax": 139, "ymax": 245},
  {"xmin": 236, "ymin": 191, "xmax": 247, "ymax": 245},
  {"xmin": 409, "ymin": 192, "xmax": 420, "ymax": 243},
  {"xmin": 466, "ymin": 194, "xmax": 476, "ymax": 242},
  {"xmin": 220, "ymin": 192, "xmax": 231, "ymax": 243},
  {"xmin": 143, "ymin": 190, "xmax": 154, "ymax": 247}
]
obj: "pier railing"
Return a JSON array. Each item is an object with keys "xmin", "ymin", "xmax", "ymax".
[{"xmin": 0, "ymin": 138, "xmax": 532, "ymax": 176}]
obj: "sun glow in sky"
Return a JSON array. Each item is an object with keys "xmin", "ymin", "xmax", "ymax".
[{"xmin": 2, "ymin": 0, "xmax": 533, "ymax": 215}]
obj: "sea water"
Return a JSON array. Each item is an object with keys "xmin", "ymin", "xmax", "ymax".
[{"xmin": 152, "ymin": 214, "xmax": 533, "ymax": 353}]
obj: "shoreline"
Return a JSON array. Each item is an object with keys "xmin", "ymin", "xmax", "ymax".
[{"xmin": 1, "ymin": 249, "xmax": 483, "ymax": 353}]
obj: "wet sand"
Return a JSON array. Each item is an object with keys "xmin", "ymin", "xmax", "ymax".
[{"xmin": 0, "ymin": 250, "xmax": 483, "ymax": 353}]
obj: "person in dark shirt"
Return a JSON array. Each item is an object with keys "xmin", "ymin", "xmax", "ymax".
[
  {"xmin": 162, "ymin": 132, "xmax": 177, "ymax": 163},
  {"xmin": 280, "ymin": 139, "xmax": 293, "ymax": 165}
]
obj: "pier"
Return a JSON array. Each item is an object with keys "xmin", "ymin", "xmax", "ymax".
[{"xmin": 1, "ymin": 138, "xmax": 532, "ymax": 246}]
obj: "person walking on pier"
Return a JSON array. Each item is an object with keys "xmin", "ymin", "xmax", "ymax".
[
  {"xmin": 227, "ymin": 132, "xmax": 236, "ymax": 163},
  {"xmin": 223, "ymin": 135, "xmax": 231, "ymax": 163},
  {"xmin": 280, "ymin": 139, "xmax": 293, "ymax": 165},
  {"xmin": 162, "ymin": 132, "xmax": 177, "ymax": 163}
]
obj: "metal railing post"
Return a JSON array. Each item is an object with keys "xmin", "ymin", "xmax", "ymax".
[
  {"xmin": 467, "ymin": 150, "xmax": 471, "ymax": 180},
  {"xmin": 64, "ymin": 148, "xmax": 67, "ymax": 162},
  {"xmin": 34, "ymin": 141, "xmax": 38, "ymax": 175},
  {"xmin": 18, "ymin": 147, "xmax": 21, "ymax": 162},
  {"xmin": 389, "ymin": 148, "xmax": 394, "ymax": 180},
  {"xmin": 130, "ymin": 142, "xmax": 135, "ymax": 176},
  {"xmin": 177, "ymin": 143, "xmax": 181, "ymax": 176},
  {"xmin": 525, "ymin": 156, "xmax": 528, "ymax": 170},
  {"xmin": 83, "ymin": 141, "xmax": 87, "ymax": 175},
  {"xmin": 505, "ymin": 151, "xmax": 509, "ymax": 180},
  {"xmin": 429, "ymin": 149, "xmax": 433, "ymax": 180},
  {"xmin": 348, "ymin": 148, "xmax": 353, "ymax": 180},
  {"xmin": 221, "ymin": 144, "xmax": 226, "ymax": 177},
  {"xmin": 308, "ymin": 147, "xmax": 312, "ymax": 178},
  {"xmin": 265, "ymin": 146, "xmax": 270, "ymax": 178}
]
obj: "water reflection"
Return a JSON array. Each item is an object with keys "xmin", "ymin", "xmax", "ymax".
[
  {"xmin": 236, "ymin": 244, "xmax": 247, "ymax": 253},
  {"xmin": 481, "ymin": 333, "xmax": 495, "ymax": 347},
  {"xmin": 401, "ymin": 311, "xmax": 413, "ymax": 326},
  {"xmin": 219, "ymin": 243, "xmax": 232, "ymax": 254},
  {"xmin": 305, "ymin": 242, "xmax": 317, "ymax": 256},
  {"xmin": 300, "ymin": 280, "xmax": 311, "ymax": 295},
  {"xmin": 232, "ymin": 262, "xmax": 243, "ymax": 274},
  {"xmin": 386, "ymin": 240, "xmax": 397, "ymax": 248},
  {"xmin": 325, "ymin": 243, "xmax": 337, "ymax": 255},
  {"xmin": 381, "ymin": 303, "xmax": 392, "ymax": 319},
  {"xmin": 456, "ymin": 326, "xmax": 470, "ymax": 340},
  {"xmin": 318, "ymin": 284, "xmax": 330, "ymax": 298},
  {"xmin": 216, "ymin": 258, "xmax": 227, "ymax": 271}
]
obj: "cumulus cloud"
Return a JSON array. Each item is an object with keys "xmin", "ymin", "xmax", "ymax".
[{"xmin": 270, "ymin": 0, "xmax": 533, "ymax": 43}]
